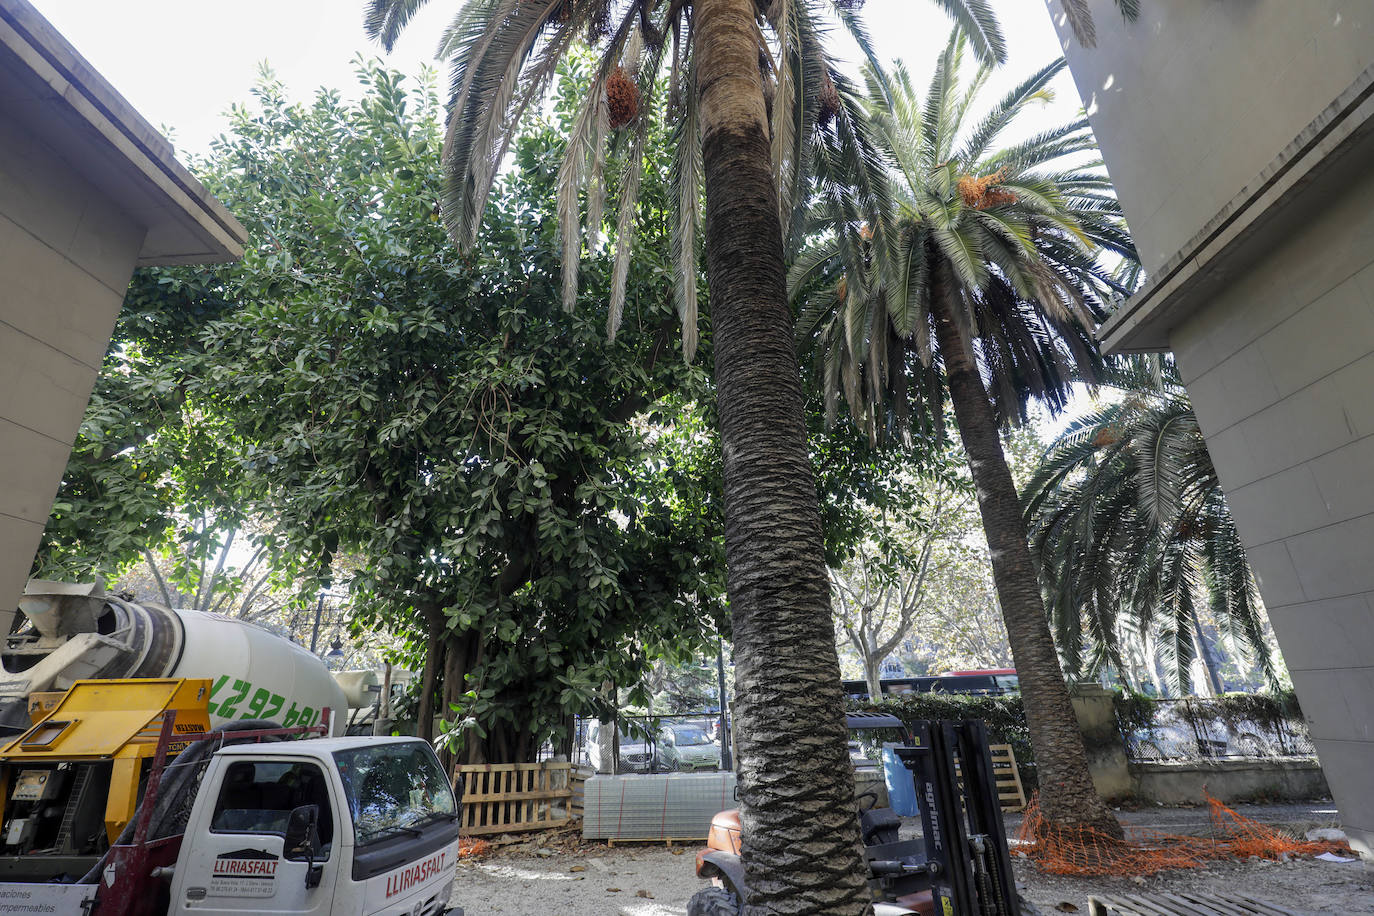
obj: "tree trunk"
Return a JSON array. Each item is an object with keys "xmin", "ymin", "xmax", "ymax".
[
  {"xmin": 863, "ymin": 656, "xmax": 883, "ymax": 702},
  {"xmin": 437, "ymin": 632, "xmax": 468, "ymax": 771},
  {"xmin": 416, "ymin": 603, "xmax": 446, "ymax": 743},
  {"xmin": 697, "ymin": 0, "xmax": 872, "ymax": 910},
  {"xmin": 930, "ymin": 274, "xmax": 1122, "ymax": 837}
]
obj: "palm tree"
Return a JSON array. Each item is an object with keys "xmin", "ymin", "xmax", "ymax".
[
  {"xmin": 794, "ymin": 34, "xmax": 1134, "ymax": 833},
  {"xmin": 1023, "ymin": 370, "xmax": 1281, "ymax": 695},
  {"xmin": 365, "ymin": 1, "xmax": 1004, "ymax": 911}
]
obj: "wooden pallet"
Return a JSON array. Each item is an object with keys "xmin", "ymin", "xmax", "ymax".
[
  {"xmin": 605, "ymin": 836, "xmax": 705, "ymax": 847},
  {"xmin": 1088, "ymin": 893, "xmax": 1304, "ymax": 915},
  {"xmin": 456, "ymin": 761, "xmax": 575, "ymax": 836},
  {"xmin": 988, "ymin": 743, "xmax": 1027, "ymax": 812},
  {"xmin": 569, "ymin": 764, "xmax": 593, "ymax": 819}
]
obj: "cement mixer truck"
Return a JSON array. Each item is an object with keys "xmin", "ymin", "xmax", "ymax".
[
  {"xmin": 0, "ymin": 677, "xmax": 463, "ymax": 915},
  {"xmin": 0, "ymin": 584, "xmax": 466, "ymax": 914},
  {"xmin": 0, "ymin": 581, "xmax": 350, "ymax": 737}
]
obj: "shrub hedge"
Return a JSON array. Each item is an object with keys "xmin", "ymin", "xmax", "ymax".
[{"xmin": 849, "ymin": 692, "xmax": 1035, "ymax": 789}]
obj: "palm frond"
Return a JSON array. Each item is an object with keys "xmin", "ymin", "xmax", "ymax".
[
  {"xmin": 959, "ymin": 57, "xmax": 1067, "ymax": 164},
  {"xmin": 365, "ymin": 0, "xmax": 434, "ymax": 52},
  {"xmin": 928, "ymin": 0, "xmax": 1006, "ymax": 66},
  {"xmin": 556, "ymin": 69, "xmax": 608, "ymax": 310},
  {"xmin": 438, "ymin": 0, "xmax": 567, "ymax": 246},
  {"xmin": 669, "ymin": 62, "xmax": 703, "ymax": 361},
  {"xmin": 1056, "ymin": 0, "xmax": 1140, "ymax": 49},
  {"xmin": 1026, "ymin": 387, "xmax": 1284, "ymax": 695},
  {"xmin": 607, "ymin": 33, "xmax": 670, "ymax": 341},
  {"xmin": 1058, "ymin": 0, "xmax": 1096, "ymax": 48}
]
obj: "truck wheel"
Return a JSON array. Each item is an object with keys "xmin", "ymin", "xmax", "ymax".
[{"xmin": 687, "ymin": 887, "xmax": 742, "ymax": 916}]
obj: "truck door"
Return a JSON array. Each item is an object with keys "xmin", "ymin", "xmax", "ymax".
[{"xmin": 168, "ymin": 759, "xmax": 339, "ymax": 915}]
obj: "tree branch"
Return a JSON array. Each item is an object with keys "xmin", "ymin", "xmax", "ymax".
[{"xmin": 145, "ymin": 550, "xmax": 174, "ymax": 607}]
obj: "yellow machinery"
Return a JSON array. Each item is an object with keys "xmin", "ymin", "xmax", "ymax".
[{"xmin": 0, "ymin": 678, "xmax": 210, "ymax": 872}]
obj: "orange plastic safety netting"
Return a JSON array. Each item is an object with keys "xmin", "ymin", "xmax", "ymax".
[
  {"xmin": 1016, "ymin": 794, "xmax": 1352, "ymax": 876},
  {"xmin": 458, "ymin": 837, "xmax": 492, "ymax": 859}
]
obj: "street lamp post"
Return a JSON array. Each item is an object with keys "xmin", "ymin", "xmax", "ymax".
[{"xmin": 309, "ymin": 592, "xmax": 326, "ymax": 654}]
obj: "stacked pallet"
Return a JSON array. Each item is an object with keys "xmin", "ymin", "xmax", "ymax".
[{"xmin": 581, "ymin": 771, "xmax": 737, "ymax": 841}]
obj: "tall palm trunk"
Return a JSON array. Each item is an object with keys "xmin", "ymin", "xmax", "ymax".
[
  {"xmin": 930, "ymin": 270, "xmax": 1121, "ymax": 836},
  {"xmin": 696, "ymin": 0, "xmax": 872, "ymax": 911}
]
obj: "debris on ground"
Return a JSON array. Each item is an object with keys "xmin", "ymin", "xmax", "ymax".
[{"xmin": 458, "ymin": 837, "xmax": 492, "ymax": 859}]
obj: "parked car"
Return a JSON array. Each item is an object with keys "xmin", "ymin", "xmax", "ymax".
[
  {"xmin": 579, "ymin": 721, "xmax": 678, "ymax": 773},
  {"xmin": 580, "ymin": 722, "xmax": 655, "ymax": 772},
  {"xmin": 662, "ymin": 724, "xmax": 722, "ymax": 771}
]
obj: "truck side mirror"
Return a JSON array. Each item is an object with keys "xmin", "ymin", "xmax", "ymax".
[
  {"xmin": 284, "ymin": 804, "xmax": 319, "ymax": 857},
  {"xmin": 284, "ymin": 805, "xmax": 323, "ymax": 888}
]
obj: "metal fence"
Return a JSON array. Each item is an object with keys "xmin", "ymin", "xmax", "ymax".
[
  {"xmin": 1120, "ymin": 697, "xmax": 1315, "ymax": 762},
  {"xmin": 566, "ymin": 712, "xmax": 731, "ymax": 774}
]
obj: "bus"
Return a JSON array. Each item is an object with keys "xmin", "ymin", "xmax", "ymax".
[{"xmin": 842, "ymin": 668, "xmax": 1018, "ymax": 699}]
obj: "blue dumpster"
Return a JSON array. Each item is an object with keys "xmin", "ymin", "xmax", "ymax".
[{"xmin": 881, "ymin": 745, "xmax": 919, "ymax": 816}]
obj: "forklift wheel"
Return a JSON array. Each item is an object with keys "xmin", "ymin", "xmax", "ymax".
[{"xmin": 687, "ymin": 886, "xmax": 742, "ymax": 916}]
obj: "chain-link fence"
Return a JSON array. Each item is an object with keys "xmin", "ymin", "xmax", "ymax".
[
  {"xmin": 566, "ymin": 713, "xmax": 731, "ymax": 774},
  {"xmin": 1119, "ymin": 697, "xmax": 1315, "ymax": 762}
]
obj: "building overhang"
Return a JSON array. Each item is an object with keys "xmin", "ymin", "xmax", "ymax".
[
  {"xmin": 0, "ymin": 0, "xmax": 246, "ymax": 264},
  {"xmin": 1100, "ymin": 64, "xmax": 1374, "ymax": 355}
]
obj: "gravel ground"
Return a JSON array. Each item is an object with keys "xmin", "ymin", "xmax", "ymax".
[
  {"xmin": 450, "ymin": 845, "xmax": 704, "ymax": 916},
  {"xmin": 447, "ymin": 803, "xmax": 1371, "ymax": 915},
  {"xmin": 1015, "ymin": 855, "xmax": 1374, "ymax": 914},
  {"xmin": 449, "ymin": 844, "xmax": 1374, "ymax": 915}
]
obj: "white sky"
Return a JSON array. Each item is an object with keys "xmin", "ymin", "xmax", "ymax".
[{"xmin": 29, "ymin": 0, "xmax": 1078, "ymax": 157}]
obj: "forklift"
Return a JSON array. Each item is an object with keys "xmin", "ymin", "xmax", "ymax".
[{"xmin": 689, "ymin": 718, "xmax": 1026, "ymax": 915}]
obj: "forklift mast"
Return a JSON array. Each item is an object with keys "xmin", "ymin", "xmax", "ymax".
[{"xmin": 896, "ymin": 720, "xmax": 1019, "ymax": 916}]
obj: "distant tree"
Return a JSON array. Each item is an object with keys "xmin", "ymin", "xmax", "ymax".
[{"xmin": 830, "ymin": 451, "xmax": 972, "ymax": 699}]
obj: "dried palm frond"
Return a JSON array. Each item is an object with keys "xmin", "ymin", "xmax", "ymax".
[{"xmin": 668, "ymin": 62, "xmax": 703, "ymax": 362}]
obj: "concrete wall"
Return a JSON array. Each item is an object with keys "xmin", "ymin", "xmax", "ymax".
[
  {"xmin": 1130, "ymin": 759, "xmax": 1329, "ymax": 808},
  {"xmin": 1167, "ymin": 164, "xmax": 1374, "ymax": 854},
  {"xmin": 1050, "ymin": 0, "xmax": 1373, "ymax": 275},
  {"xmin": 1071, "ymin": 685, "xmax": 1134, "ymax": 801},
  {"xmin": 0, "ymin": 110, "xmax": 144, "ymax": 611}
]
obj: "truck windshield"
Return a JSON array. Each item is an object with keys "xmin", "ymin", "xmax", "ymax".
[{"xmin": 334, "ymin": 743, "xmax": 456, "ymax": 846}]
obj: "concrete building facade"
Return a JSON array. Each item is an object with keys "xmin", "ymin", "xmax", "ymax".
[
  {"xmin": 1048, "ymin": 0, "xmax": 1374, "ymax": 853},
  {"xmin": 0, "ymin": 1, "xmax": 245, "ymax": 628}
]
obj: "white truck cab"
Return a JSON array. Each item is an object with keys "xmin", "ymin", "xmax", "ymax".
[{"xmin": 166, "ymin": 737, "xmax": 460, "ymax": 916}]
